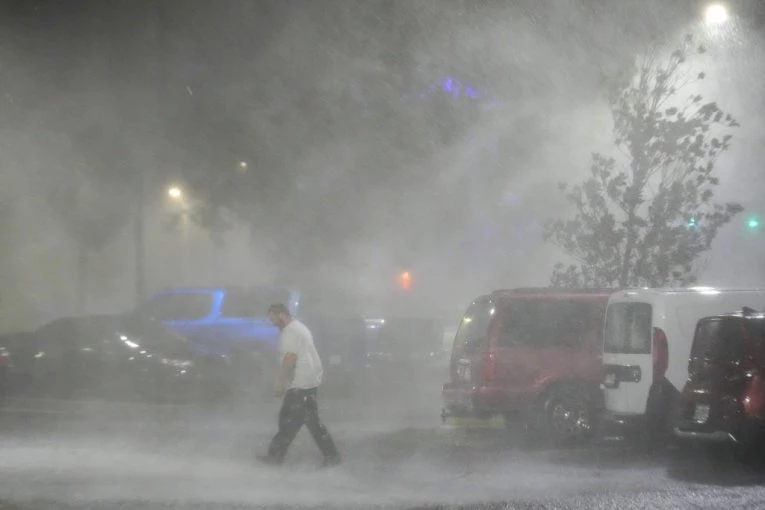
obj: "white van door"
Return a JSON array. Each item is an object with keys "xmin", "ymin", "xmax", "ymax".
[{"xmin": 602, "ymin": 301, "xmax": 654, "ymax": 416}]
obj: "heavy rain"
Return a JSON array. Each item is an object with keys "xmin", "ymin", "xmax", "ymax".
[{"xmin": 1, "ymin": 0, "xmax": 765, "ymax": 508}]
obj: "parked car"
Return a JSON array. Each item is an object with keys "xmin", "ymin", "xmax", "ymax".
[
  {"xmin": 135, "ymin": 286, "xmax": 298, "ymax": 391},
  {"xmin": 367, "ymin": 316, "xmax": 447, "ymax": 388},
  {"xmin": 135, "ymin": 286, "xmax": 296, "ymax": 356},
  {"xmin": 601, "ymin": 287, "xmax": 765, "ymax": 440},
  {"xmin": 673, "ymin": 308, "xmax": 765, "ymax": 447},
  {"xmin": 0, "ymin": 332, "xmax": 36, "ymax": 406},
  {"xmin": 297, "ymin": 293, "xmax": 369, "ymax": 391},
  {"xmin": 0, "ymin": 313, "xmax": 231, "ymax": 405},
  {"xmin": 442, "ymin": 287, "xmax": 614, "ymax": 443},
  {"xmin": 137, "ymin": 286, "xmax": 371, "ymax": 392}
]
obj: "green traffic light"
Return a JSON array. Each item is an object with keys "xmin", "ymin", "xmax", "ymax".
[{"xmin": 748, "ymin": 218, "xmax": 760, "ymax": 229}]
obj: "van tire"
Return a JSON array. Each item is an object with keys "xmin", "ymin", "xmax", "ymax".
[{"xmin": 542, "ymin": 386, "xmax": 595, "ymax": 445}]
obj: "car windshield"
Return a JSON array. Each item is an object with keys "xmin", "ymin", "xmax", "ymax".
[{"xmin": 118, "ymin": 313, "xmax": 190, "ymax": 352}]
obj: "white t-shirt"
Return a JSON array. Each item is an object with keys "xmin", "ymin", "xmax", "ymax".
[{"xmin": 280, "ymin": 319, "xmax": 323, "ymax": 390}]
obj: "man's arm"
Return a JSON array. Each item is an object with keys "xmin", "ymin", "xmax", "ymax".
[
  {"xmin": 275, "ymin": 352, "xmax": 297, "ymax": 395},
  {"xmin": 275, "ymin": 328, "xmax": 298, "ymax": 396}
]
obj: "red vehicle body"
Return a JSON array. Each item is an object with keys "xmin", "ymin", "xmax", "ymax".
[{"xmin": 442, "ymin": 288, "xmax": 612, "ymax": 442}]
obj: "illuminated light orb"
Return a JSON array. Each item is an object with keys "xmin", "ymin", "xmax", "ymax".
[
  {"xmin": 705, "ymin": 3, "xmax": 729, "ymax": 25},
  {"xmin": 167, "ymin": 186, "xmax": 183, "ymax": 200}
]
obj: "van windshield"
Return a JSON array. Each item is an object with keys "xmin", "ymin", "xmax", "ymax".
[
  {"xmin": 452, "ymin": 299, "xmax": 494, "ymax": 358},
  {"xmin": 604, "ymin": 302, "xmax": 652, "ymax": 354}
]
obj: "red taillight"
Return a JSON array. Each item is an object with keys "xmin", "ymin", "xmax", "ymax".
[
  {"xmin": 652, "ymin": 327, "xmax": 668, "ymax": 382},
  {"xmin": 483, "ymin": 352, "xmax": 496, "ymax": 381}
]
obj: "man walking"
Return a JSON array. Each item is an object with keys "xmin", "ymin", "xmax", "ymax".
[{"xmin": 257, "ymin": 303, "xmax": 341, "ymax": 467}]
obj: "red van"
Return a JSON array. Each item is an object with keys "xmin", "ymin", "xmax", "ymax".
[{"xmin": 441, "ymin": 288, "xmax": 613, "ymax": 443}]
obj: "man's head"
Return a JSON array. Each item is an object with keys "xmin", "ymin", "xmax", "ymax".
[{"xmin": 268, "ymin": 303, "xmax": 292, "ymax": 329}]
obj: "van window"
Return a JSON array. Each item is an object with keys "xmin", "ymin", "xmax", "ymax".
[
  {"xmin": 498, "ymin": 300, "xmax": 594, "ymax": 348},
  {"xmin": 691, "ymin": 319, "xmax": 741, "ymax": 362},
  {"xmin": 693, "ymin": 318, "xmax": 765, "ymax": 363},
  {"xmin": 452, "ymin": 299, "xmax": 494, "ymax": 358},
  {"xmin": 604, "ymin": 302, "xmax": 652, "ymax": 354}
]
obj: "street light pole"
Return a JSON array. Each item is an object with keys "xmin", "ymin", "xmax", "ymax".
[
  {"xmin": 167, "ymin": 185, "xmax": 190, "ymax": 284},
  {"xmin": 134, "ymin": 169, "xmax": 146, "ymax": 305},
  {"xmin": 134, "ymin": 1, "xmax": 166, "ymax": 306}
]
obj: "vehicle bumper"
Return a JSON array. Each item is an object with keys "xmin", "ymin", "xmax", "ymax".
[
  {"xmin": 442, "ymin": 383, "xmax": 505, "ymax": 420},
  {"xmin": 673, "ymin": 417, "xmax": 765, "ymax": 445},
  {"xmin": 671, "ymin": 389, "xmax": 765, "ymax": 445},
  {"xmin": 597, "ymin": 411, "xmax": 646, "ymax": 438},
  {"xmin": 672, "ymin": 427, "xmax": 737, "ymax": 443}
]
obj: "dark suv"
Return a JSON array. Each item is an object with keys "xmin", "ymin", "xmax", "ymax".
[
  {"xmin": 442, "ymin": 288, "xmax": 612, "ymax": 443},
  {"xmin": 674, "ymin": 308, "xmax": 765, "ymax": 446}
]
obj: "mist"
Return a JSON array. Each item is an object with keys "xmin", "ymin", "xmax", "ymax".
[
  {"xmin": 3, "ymin": 0, "xmax": 755, "ymax": 329},
  {"xmin": 1, "ymin": 1, "xmax": 765, "ymax": 507}
]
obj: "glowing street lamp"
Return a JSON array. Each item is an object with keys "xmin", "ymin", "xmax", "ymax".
[
  {"xmin": 167, "ymin": 186, "xmax": 183, "ymax": 201},
  {"xmin": 705, "ymin": 3, "xmax": 729, "ymax": 26}
]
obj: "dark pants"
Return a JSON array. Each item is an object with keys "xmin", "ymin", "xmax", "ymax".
[{"xmin": 267, "ymin": 387, "xmax": 339, "ymax": 462}]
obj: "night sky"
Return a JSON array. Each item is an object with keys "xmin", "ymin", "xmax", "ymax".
[{"xmin": 1, "ymin": 0, "xmax": 763, "ymax": 320}]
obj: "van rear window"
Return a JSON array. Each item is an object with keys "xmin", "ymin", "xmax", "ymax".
[
  {"xmin": 604, "ymin": 302, "xmax": 652, "ymax": 354},
  {"xmin": 691, "ymin": 319, "xmax": 740, "ymax": 362},
  {"xmin": 692, "ymin": 318, "xmax": 765, "ymax": 362}
]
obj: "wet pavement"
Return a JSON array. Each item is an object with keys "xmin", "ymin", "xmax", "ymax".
[{"xmin": 1, "ymin": 388, "xmax": 765, "ymax": 509}]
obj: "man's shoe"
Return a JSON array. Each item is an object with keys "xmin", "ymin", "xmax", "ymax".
[{"xmin": 256, "ymin": 454, "xmax": 283, "ymax": 466}]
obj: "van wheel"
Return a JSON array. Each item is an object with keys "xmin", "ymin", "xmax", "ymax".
[{"xmin": 543, "ymin": 388, "xmax": 594, "ymax": 444}]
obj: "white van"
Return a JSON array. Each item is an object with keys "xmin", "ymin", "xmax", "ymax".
[{"xmin": 601, "ymin": 287, "xmax": 765, "ymax": 435}]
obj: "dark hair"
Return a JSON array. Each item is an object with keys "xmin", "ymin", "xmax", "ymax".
[{"xmin": 267, "ymin": 303, "xmax": 291, "ymax": 316}]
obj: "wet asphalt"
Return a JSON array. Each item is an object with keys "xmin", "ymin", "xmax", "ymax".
[{"xmin": 1, "ymin": 381, "xmax": 764, "ymax": 509}]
